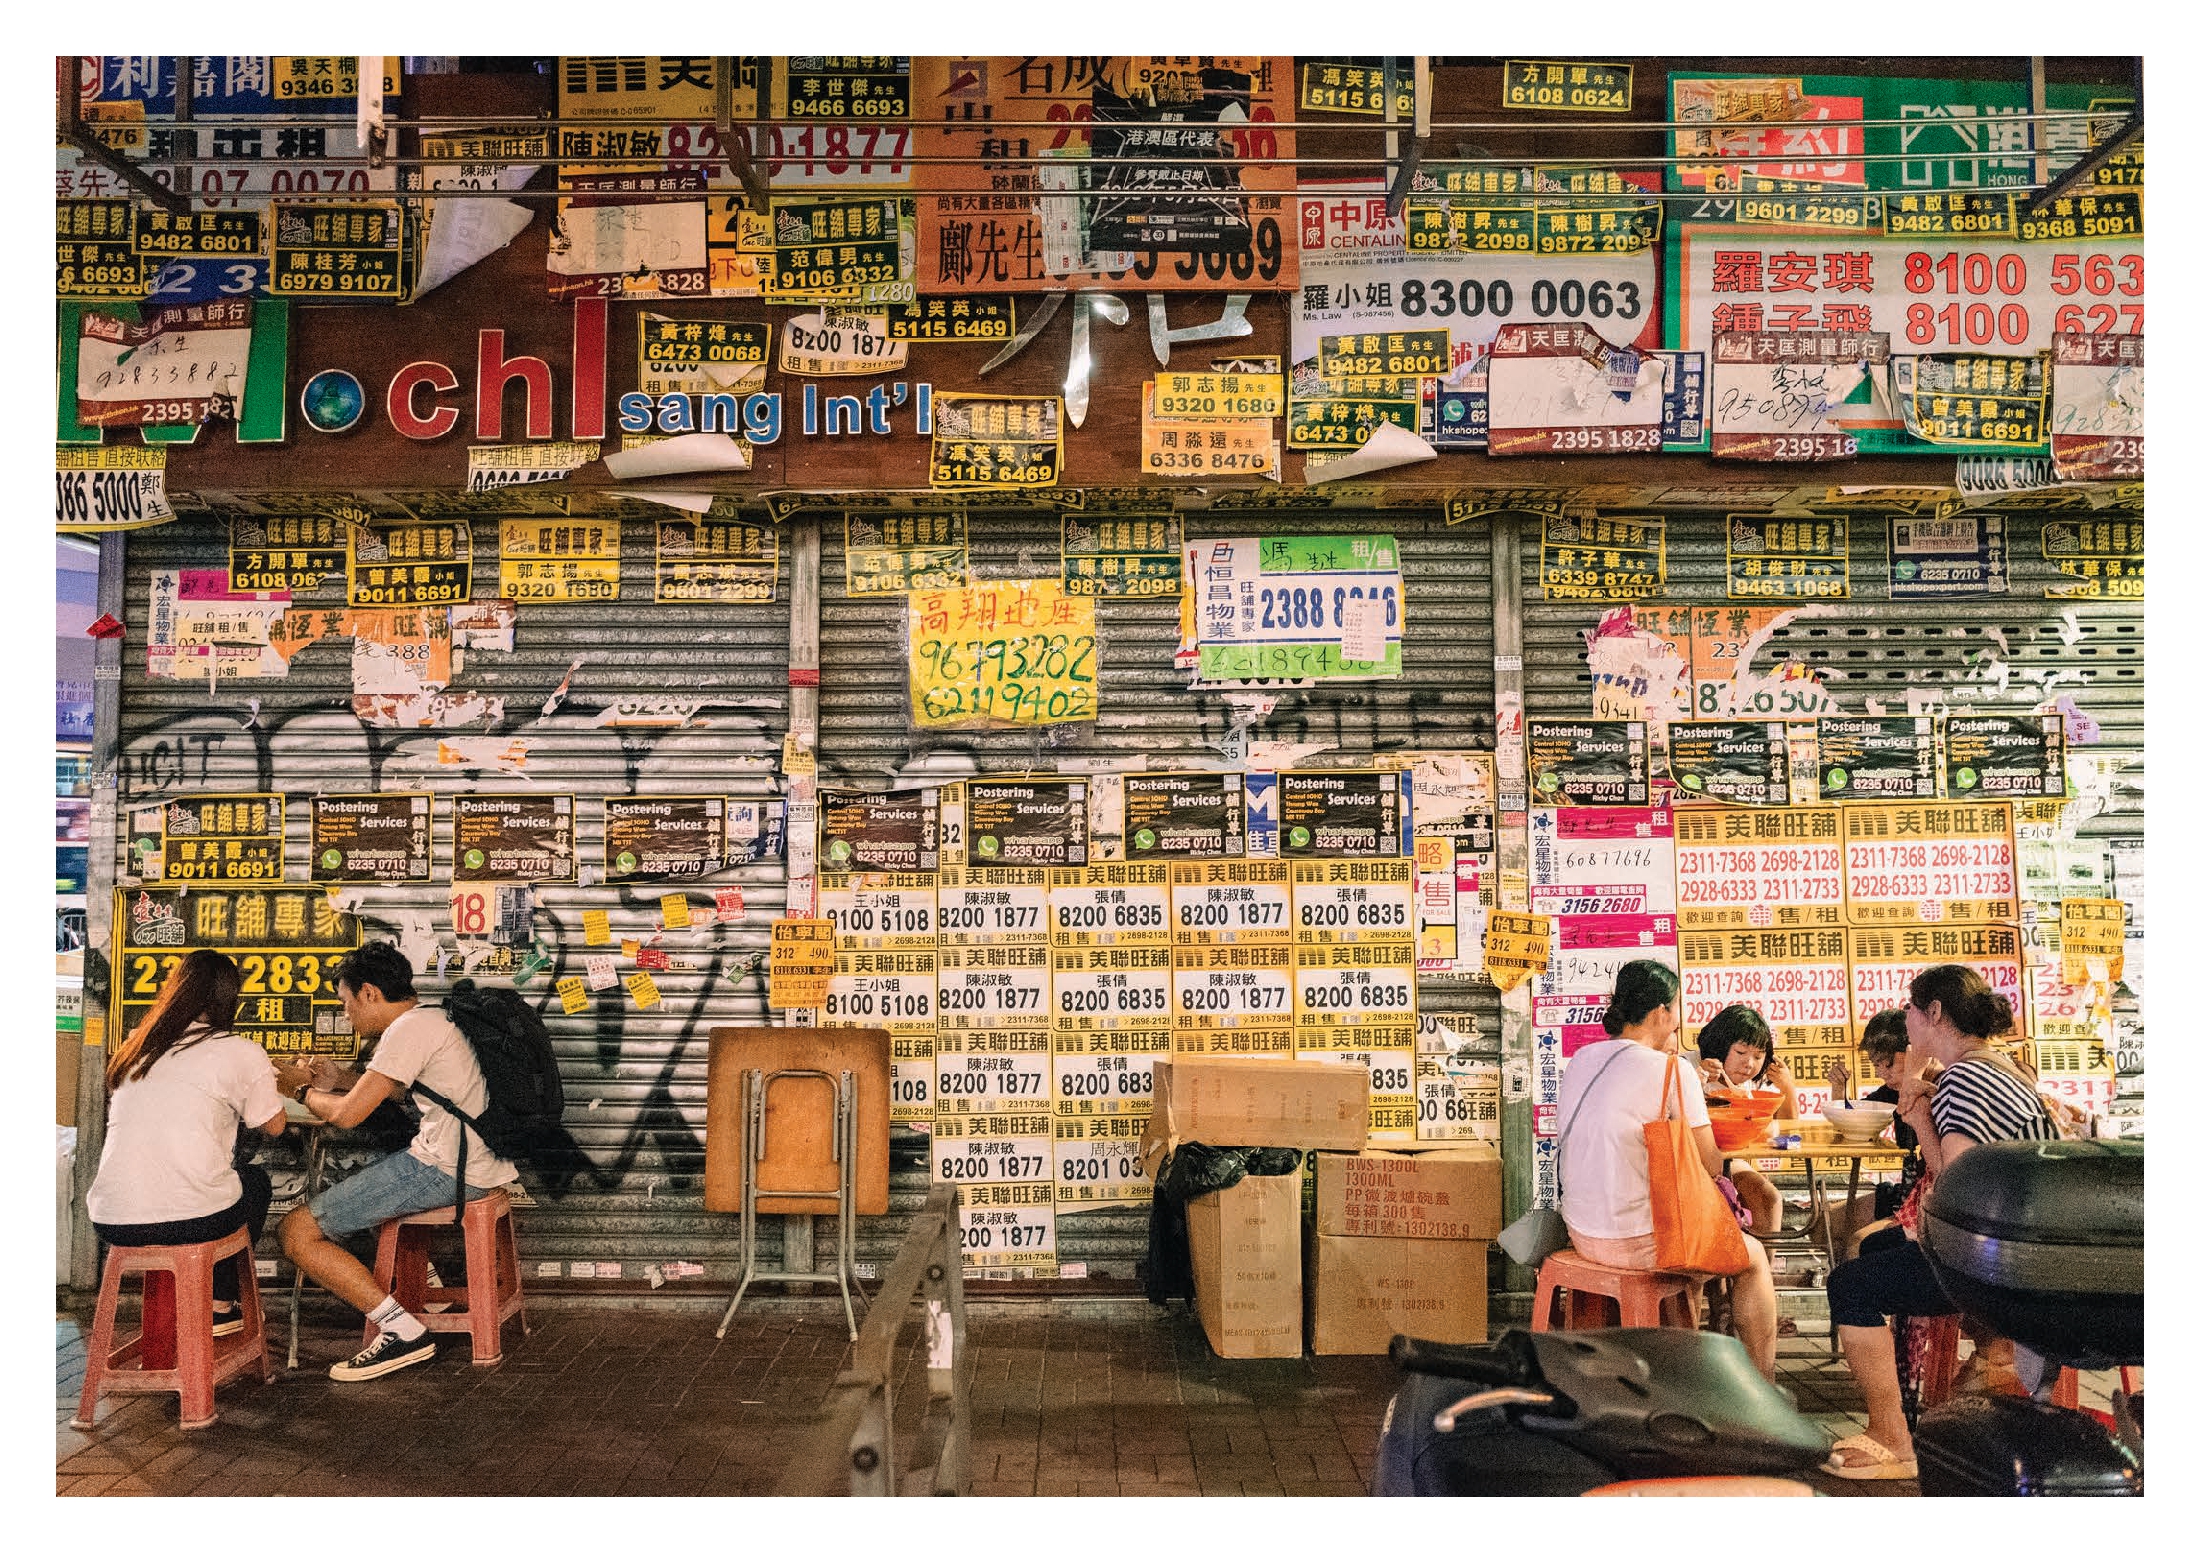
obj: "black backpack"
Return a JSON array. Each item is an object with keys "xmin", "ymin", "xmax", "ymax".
[{"xmin": 411, "ymin": 978, "xmax": 567, "ymax": 1221}]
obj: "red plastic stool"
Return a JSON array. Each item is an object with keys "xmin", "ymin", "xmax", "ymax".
[
  {"xmin": 74, "ymin": 1226, "xmax": 272, "ymax": 1430},
  {"xmin": 2052, "ymin": 1365, "xmax": 2142, "ymax": 1427},
  {"xmin": 366, "ymin": 1188, "xmax": 528, "ymax": 1365},
  {"xmin": 1532, "ymin": 1250, "xmax": 1703, "ymax": 1333}
]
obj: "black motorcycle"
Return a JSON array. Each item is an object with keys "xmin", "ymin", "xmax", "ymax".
[{"xmin": 1374, "ymin": 1139, "xmax": 2141, "ymax": 1496}]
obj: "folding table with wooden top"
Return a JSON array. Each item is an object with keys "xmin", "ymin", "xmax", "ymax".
[{"xmin": 704, "ymin": 1026, "xmax": 890, "ymax": 1340}]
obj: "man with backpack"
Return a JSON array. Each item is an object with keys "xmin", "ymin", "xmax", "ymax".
[{"xmin": 274, "ymin": 942, "xmax": 520, "ymax": 1382}]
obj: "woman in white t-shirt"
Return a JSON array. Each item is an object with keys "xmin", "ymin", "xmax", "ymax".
[
  {"xmin": 87, "ymin": 951, "xmax": 286, "ymax": 1335},
  {"xmin": 1555, "ymin": 959, "xmax": 1779, "ymax": 1382}
]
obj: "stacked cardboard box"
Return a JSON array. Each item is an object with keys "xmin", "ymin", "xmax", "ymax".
[
  {"xmin": 1305, "ymin": 1146, "xmax": 1502, "ymax": 1354},
  {"xmin": 1144, "ymin": 1057, "xmax": 1371, "ymax": 1359}
]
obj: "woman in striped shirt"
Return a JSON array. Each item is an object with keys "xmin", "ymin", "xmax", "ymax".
[{"xmin": 1819, "ymin": 964, "xmax": 2060, "ymax": 1481}]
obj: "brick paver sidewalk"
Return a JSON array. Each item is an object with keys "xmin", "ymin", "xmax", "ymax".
[{"xmin": 58, "ymin": 1296, "xmax": 1914, "ymax": 1497}]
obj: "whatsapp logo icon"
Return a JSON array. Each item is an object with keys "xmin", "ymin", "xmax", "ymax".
[
  {"xmin": 1132, "ymin": 828, "xmax": 1157, "ymax": 851},
  {"xmin": 977, "ymin": 835, "xmax": 1001, "ymax": 857},
  {"xmin": 1288, "ymin": 825, "xmax": 1311, "ymax": 848}
]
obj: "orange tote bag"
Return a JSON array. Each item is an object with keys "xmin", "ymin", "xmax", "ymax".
[{"xmin": 1643, "ymin": 1055, "xmax": 1752, "ymax": 1276}]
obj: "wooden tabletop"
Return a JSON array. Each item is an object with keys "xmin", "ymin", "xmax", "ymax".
[{"xmin": 1719, "ymin": 1139, "xmax": 1900, "ymax": 1161}]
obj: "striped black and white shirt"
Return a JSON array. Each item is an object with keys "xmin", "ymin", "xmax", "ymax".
[{"xmin": 1930, "ymin": 1056, "xmax": 2060, "ymax": 1145}]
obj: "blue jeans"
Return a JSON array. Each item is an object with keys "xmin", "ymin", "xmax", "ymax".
[{"xmin": 307, "ymin": 1149, "xmax": 487, "ymax": 1239}]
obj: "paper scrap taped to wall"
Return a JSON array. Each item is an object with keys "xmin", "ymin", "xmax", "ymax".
[
  {"xmin": 1483, "ymin": 911, "xmax": 1554, "ymax": 993},
  {"xmin": 768, "ymin": 917, "xmax": 836, "ymax": 1010},
  {"xmin": 2059, "ymin": 897, "xmax": 2125, "ymax": 986}
]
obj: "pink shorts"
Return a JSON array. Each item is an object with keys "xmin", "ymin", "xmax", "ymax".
[{"xmin": 1567, "ymin": 1229, "xmax": 1661, "ymax": 1269}]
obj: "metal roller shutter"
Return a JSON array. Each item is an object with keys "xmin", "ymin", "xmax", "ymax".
[
  {"xmin": 115, "ymin": 510, "xmax": 795, "ymax": 1280},
  {"xmin": 818, "ymin": 507, "xmax": 1502, "ymax": 1276},
  {"xmin": 1521, "ymin": 508, "xmax": 2142, "ymax": 839},
  {"xmin": 1519, "ymin": 502, "xmax": 2143, "ymax": 1121}
]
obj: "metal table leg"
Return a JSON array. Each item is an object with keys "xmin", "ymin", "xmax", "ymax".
[{"xmin": 289, "ymin": 1124, "xmax": 328, "ymax": 1370}]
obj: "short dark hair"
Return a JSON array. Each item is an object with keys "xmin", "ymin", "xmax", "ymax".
[
  {"xmin": 1697, "ymin": 1004, "xmax": 1773, "ymax": 1065},
  {"xmin": 1602, "ymin": 959, "xmax": 1681, "ymax": 1035},
  {"xmin": 334, "ymin": 941, "xmax": 416, "ymax": 1003},
  {"xmin": 1859, "ymin": 1009, "xmax": 1910, "ymax": 1061}
]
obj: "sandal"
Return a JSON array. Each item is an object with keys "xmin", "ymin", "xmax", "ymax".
[{"xmin": 1820, "ymin": 1432, "xmax": 1918, "ymax": 1481}]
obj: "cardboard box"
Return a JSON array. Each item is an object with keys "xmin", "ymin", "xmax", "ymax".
[
  {"xmin": 1306, "ymin": 1232, "xmax": 1490, "ymax": 1355},
  {"xmin": 1140, "ymin": 1056, "xmax": 1370, "ymax": 1175},
  {"xmin": 1186, "ymin": 1168, "xmax": 1304, "ymax": 1358},
  {"xmin": 1312, "ymin": 1146, "xmax": 1503, "ymax": 1241},
  {"xmin": 57, "ymin": 1030, "xmax": 80, "ymax": 1128}
]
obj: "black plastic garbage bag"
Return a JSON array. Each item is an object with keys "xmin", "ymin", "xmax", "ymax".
[{"xmin": 1138, "ymin": 1144, "xmax": 1304, "ymax": 1306}]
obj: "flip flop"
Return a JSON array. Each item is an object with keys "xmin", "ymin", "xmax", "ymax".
[{"xmin": 1820, "ymin": 1432, "xmax": 1917, "ymax": 1481}]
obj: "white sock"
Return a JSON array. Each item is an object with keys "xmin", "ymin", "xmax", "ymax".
[{"xmin": 367, "ymin": 1294, "xmax": 427, "ymax": 1342}]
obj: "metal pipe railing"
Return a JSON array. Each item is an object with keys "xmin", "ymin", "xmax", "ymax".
[{"xmin": 771, "ymin": 1185, "xmax": 972, "ymax": 1497}]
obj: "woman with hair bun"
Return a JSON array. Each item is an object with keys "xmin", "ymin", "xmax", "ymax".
[
  {"xmin": 1554, "ymin": 959, "xmax": 1780, "ymax": 1382},
  {"xmin": 1819, "ymin": 964, "xmax": 2059, "ymax": 1481}
]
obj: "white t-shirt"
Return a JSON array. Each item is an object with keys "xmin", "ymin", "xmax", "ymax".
[
  {"xmin": 1556, "ymin": 1037, "xmax": 1711, "ymax": 1241},
  {"xmin": 87, "ymin": 1028, "xmax": 282, "ymax": 1225},
  {"xmin": 367, "ymin": 1005, "xmax": 519, "ymax": 1189}
]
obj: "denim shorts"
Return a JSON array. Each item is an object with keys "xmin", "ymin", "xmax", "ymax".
[{"xmin": 308, "ymin": 1149, "xmax": 488, "ymax": 1239}]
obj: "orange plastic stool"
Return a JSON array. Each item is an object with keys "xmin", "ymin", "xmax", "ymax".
[
  {"xmin": 1532, "ymin": 1250, "xmax": 1703, "ymax": 1333},
  {"xmin": 366, "ymin": 1188, "xmax": 528, "ymax": 1365},
  {"xmin": 74, "ymin": 1226, "xmax": 272, "ymax": 1430}
]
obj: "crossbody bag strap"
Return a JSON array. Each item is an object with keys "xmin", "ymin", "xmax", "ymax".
[
  {"xmin": 1552, "ymin": 1040, "xmax": 1631, "ymax": 1204},
  {"xmin": 410, "ymin": 1082, "xmax": 475, "ymax": 1224}
]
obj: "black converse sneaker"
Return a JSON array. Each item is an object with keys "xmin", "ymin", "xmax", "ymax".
[
  {"xmin": 210, "ymin": 1303, "xmax": 245, "ymax": 1339},
  {"xmin": 329, "ymin": 1328, "xmax": 437, "ymax": 1382}
]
